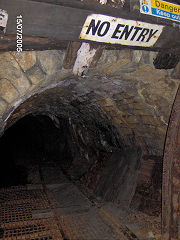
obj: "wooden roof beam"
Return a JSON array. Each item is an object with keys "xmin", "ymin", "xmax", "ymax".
[{"xmin": 0, "ymin": 0, "xmax": 179, "ymax": 52}]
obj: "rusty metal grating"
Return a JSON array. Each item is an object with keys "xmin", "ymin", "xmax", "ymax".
[
  {"xmin": 0, "ymin": 186, "xmax": 63, "ymax": 240},
  {"xmin": 0, "ymin": 189, "xmax": 60, "ymax": 224},
  {"xmin": 0, "ymin": 185, "xmax": 139, "ymax": 240},
  {"xmin": 0, "ymin": 218, "xmax": 63, "ymax": 240},
  {"xmin": 0, "ymin": 188, "xmax": 46, "ymax": 203},
  {"xmin": 0, "ymin": 203, "xmax": 32, "ymax": 224},
  {"xmin": 1, "ymin": 187, "xmax": 51, "ymax": 203},
  {"xmin": 0, "ymin": 187, "xmax": 60, "ymax": 207}
]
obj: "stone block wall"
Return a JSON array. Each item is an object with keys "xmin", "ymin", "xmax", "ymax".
[{"xmin": 0, "ymin": 48, "xmax": 179, "ymax": 213}]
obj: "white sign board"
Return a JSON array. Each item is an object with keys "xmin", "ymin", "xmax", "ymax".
[
  {"xmin": 140, "ymin": 0, "xmax": 180, "ymax": 23},
  {"xmin": 80, "ymin": 14, "xmax": 164, "ymax": 47},
  {"xmin": 0, "ymin": 9, "xmax": 8, "ymax": 28}
]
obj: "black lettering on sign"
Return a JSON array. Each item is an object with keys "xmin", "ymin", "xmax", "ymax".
[
  {"xmin": 146, "ymin": 29, "xmax": 158, "ymax": 42},
  {"xmin": 97, "ymin": 21, "xmax": 110, "ymax": 37},
  {"xmin": 111, "ymin": 24, "xmax": 125, "ymax": 39},
  {"xmin": 130, "ymin": 27, "xmax": 142, "ymax": 41},
  {"xmin": 86, "ymin": 19, "xmax": 101, "ymax": 35},
  {"xmin": 155, "ymin": 0, "xmax": 160, "ymax": 7},
  {"xmin": 119, "ymin": 25, "xmax": 134, "ymax": 40},
  {"xmin": 136, "ymin": 28, "xmax": 149, "ymax": 42},
  {"xmin": 83, "ymin": 16, "xmax": 161, "ymax": 46}
]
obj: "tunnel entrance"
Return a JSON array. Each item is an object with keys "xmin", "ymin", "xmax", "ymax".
[
  {"xmin": 0, "ymin": 107, "xmax": 143, "ymax": 210},
  {"xmin": 0, "ymin": 104, "xmax": 161, "ymax": 239}
]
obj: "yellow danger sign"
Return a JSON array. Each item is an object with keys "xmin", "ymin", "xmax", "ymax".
[
  {"xmin": 151, "ymin": 0, "xmax": 180, "ymax": 14},
  {"xmin": 140, "ymin": 0, "xmax": 180, "ymax": 22}
]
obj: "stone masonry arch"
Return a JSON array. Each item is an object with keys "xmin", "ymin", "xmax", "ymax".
[{"xmin": 0, "ymin": 49, "xmax": 180, "ymax": 238}]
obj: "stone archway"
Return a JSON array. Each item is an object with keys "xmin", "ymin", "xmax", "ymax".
[{"xmin": 0, "ymin": 49, "xmax": 180, "ymax": 239}]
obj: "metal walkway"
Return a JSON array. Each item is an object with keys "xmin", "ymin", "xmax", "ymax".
[
  {"xmin": 0, "ymin": 185, "xmax": 134, "ymax": 240},
  {"xmin": 0, "ymin": 186, "xmax": 62, "ymax": 239},
  {"xmin": 0, "ymin": 163, "xmax": 160, "ymax": 240}
]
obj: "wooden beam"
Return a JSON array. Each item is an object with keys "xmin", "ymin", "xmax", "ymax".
[
  {"xmin": 63, "ymin": 41, "xmax": 104, "ymax": 74},
  {"xmin": 0, "ymin": 35, "xmax": 68, "ymax": 51},
  {"xmin": 0, "ymin": 0, "xmax": 180, "ymax": 52},
  {"xmin": 63, "ymin": 42, "xmax": 82, "ymax": 69}
]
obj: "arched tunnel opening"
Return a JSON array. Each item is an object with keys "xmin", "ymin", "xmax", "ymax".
[
  {"xmin": 0, "ymin": 109, "xmax": 142, "ymax": 206},
  {"xmin": 0, "ymin": 86, "xmax": 162, "ymax": 239},
  {"xmin": 0, "ymin": 47, "xmax": 177, "ymax": 239}
]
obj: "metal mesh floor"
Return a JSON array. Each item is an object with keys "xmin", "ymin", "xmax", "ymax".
[
  {"xmin": 0, "ymin": 186, "xmax": 63, "ymax": 240},
  {"xmin": 0, "ymin": 185, "xmax": 135, "ymax": 240},
  {"xmin": 0, "ymin": 187, "xmax": 59, "ymax": 209},
  {"xmin": 1, "ymin": 218, "xmax": 63, "ymax": 240}
]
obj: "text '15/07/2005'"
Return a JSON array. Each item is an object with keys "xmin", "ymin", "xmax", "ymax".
[{"xmin": 17, "ymin": 15, "xmax": 23, "ymax": 52}]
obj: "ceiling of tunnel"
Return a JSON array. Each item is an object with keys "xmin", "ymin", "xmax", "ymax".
[{"xmin": 0, "ymin": 49, "xmax": 179, "ymax": 157}]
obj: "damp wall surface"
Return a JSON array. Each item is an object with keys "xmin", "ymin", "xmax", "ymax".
[{"xmin": 0, "ymin": 49, "xmax": 179, "ymax": 213}]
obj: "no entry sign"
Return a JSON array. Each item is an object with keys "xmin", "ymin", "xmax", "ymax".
[{"xmin": 80, "ymin": 14, "xmax": 164, "ymax": 47}]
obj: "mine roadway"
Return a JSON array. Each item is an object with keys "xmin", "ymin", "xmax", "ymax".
[
  {"xmin": 0, "ymin": 161, "xmax": 161, "ymax": 240},
  {"xmin": 0, "ymin": 0, "xmax": 180, "ymax": 240}
]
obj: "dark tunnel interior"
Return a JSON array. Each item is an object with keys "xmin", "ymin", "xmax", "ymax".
[
  {"xmin": 0, "ymin": 113, "xmax": 163, "ymax": 238},
  {"xmin": 0, "ymin": 112, "xmax": 142, "ymax": 210},
  {"xmin": 0, "ymin": 115, "xmax": 73, "ymax": 188}
]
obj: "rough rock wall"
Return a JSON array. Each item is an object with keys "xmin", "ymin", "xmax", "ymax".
[
  {"xmin": 0, "ymin": 50, "xmax": 179, "ymax": 152},
  {"xmin": 0, "ymin": 49, "xmax": 179, "ymax": 211}
]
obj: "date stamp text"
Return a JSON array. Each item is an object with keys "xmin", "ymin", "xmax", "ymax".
[{"xmin": 17, "ymin": 15, "xmax": 23, "ymax": 52}]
